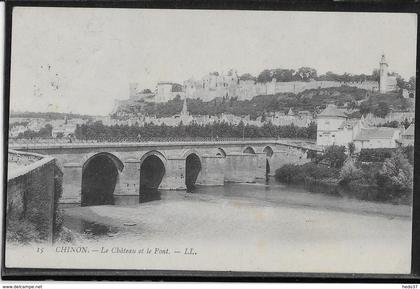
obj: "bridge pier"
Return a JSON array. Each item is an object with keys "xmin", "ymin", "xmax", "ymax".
[
  {"xmin": 224, "ymin": 153, "xmax": 257, "ymax": 183},
  {"xmin": 160, "ymin": 158, "xmax": 187, "ymax": 190},
  {"xmin": 255, "ymin": 152, "xmax": 267, "ymax": 179},
  {"xmin": 196, "ymin": 155, "xmax": 225, "ymax": 186},
  {"xmin": 114, "ymin": 159, "xmax": 140, "ymax": 196}
]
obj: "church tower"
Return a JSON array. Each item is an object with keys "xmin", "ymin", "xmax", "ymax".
[
  {"xmin": 181, "ymin": 97, "xmax": 189, "ymax": 115},
  {"xmin": 379, "ymin": 54, "xmax": 388, "ymax": 94}
]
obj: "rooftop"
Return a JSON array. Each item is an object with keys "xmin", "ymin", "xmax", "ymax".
[
  {"xmin": 338, "ymin": 119, "xmax": 359, "ymax": 129},
  {"xmin": 318, "ymin": 104, "xmax": 348, "ymax": 118},
  {"xmin": 402, "ymin": 123, "xmax": 414, "ymax": 137},
  {"xmin": 354, "ymin": 127, "xmax": 398, "ymax": 141}
]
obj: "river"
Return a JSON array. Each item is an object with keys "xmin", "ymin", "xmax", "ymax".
[{"xmin": 60, "ymin": 178, "xmax": 412, "ymax": 273}]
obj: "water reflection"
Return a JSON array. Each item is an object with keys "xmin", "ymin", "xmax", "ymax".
[{"xmin": 139, "ymin": 187, "xmax": 161, "ymax": 203}]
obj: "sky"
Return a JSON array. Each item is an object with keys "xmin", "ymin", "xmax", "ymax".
[{"xmin": 10, "ymin": 8, "xmax": 417, "ymax": 115}]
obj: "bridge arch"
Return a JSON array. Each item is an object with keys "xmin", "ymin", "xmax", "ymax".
[
  {"xmin": 182, "ymin": 150, "xmax": 202, "ymax": 190},
  {"xmin": 263, "ymin": 146, "xmax": 274, "ymax": 158},
  {"xmin": 216, "ymin": 147, "xmax": 227, "ymax": 158},
  {"xmin": 81, "ymin": 152, "xmax": 124, "ymax": 207},
  {"xmin": 180, "ymin": 148, "xmax": 202, "ymax": 160},
  {"xmin": 139, "ymin": 150, "xmax": 167, "ymax": 202},
  {"xmin": 243, "ymin": 146, "xmax": 256, "ymax": 154}
]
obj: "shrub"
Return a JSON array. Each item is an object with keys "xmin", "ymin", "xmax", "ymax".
[
  {"xmin": 7, "ymin": 219, "xmax": 42, "ymax": 244},
  {"xmin": 347, "ymin": 142, "xmax": 356, "ymax": 156},
  {"xmin": 358, "ymin": 148, "xmax": 394, "ymax": 162},
  {"xmin": 301, "ymin": 162, "xmax": 338, "ymax": 180},
  {"xmin": 376, "ymin": 150, "xmax": 413, "ymax": 202},
  {"xmin": 358, "ymin": 147, "xmax": 414, "ymax": 164},
  {"xmin": 322, "ymin": 145, "xmax": 347, "ymax": 168},
  {"xmin": 339, "ymin": 158, "xmax": 363, "ymax": 185},
  {"xmin": 275, "ymin": 162, "xmax": 338, "ymax": 184},
  {"xmin": 400, "ymin": 145, "xmax": 414, "ymax": 166},
  {"xmin": 275, "ymin": 164, "xmax": 305, "ymax": 183}
]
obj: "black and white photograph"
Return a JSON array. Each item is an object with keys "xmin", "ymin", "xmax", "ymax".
[{"xmin": 3, "ymin": 5, "xmax": 417, "ymax": 276}]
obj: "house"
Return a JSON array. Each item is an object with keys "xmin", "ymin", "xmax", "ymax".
[
  {"xmin": 316, "ymin": 104, "xmax": 352, "ymax": 146},
  {"xmin": 353, "ymin": 127, "xmax": 401, "ymax": 151},
  {"xmin": 397, "ymin": 123, "xmax": 415, "ymax": 147},
  {"xmin": 317, "ymin": 104, "xmax": 401, "ymax": 151}
]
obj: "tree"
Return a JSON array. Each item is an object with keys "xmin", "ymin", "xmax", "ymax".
[
  {"xmin": 322, "ymin": 145, "xmax": 347, "ymax": 169},
  {"xmin": 347, "ymin": 142, "xmax": 356, "ymax": 156},
  {"xmin": 408, "ymin": 76, "xmax": 416, "ymax": 91},
  {"xmin": 402, "ymin": 118, "xmax": 412, "ymax": 129},
  {"xmin": 296, "ymin": 67, "xmax": 317, "ymax": 82},
  {"xmin": 38, "ymin": 124, "xmax": 53, "ymax": 138},
  {"xmin": 306, "ymin": 121, "xmax": 317, "ymax": 139},
  {"xmin": 396, "ymin": 75, "xmax": 410, "ymax": 90},
  {"xmin": 376, "ymin": 150, "xmax": 413, "ymax": 201},
  {"xmin": 374, "ymin": 102, "xmax": 390, "ymax": 118},
  {"xmin": 239, "ymin": 73, "xmax": 256, "ymax": 82},
  {"xmin": 339, "ymin": 157, "xmax": 362, "ymax": 185},
  {"xmin": 257, "ymin": 69, "xmax": 272, "ymax": 83},
  {"xmin": 359, "ymin": 102, "xmax": 371, "ymax": 115},
  {"xmin": 372, "ymin": 69, "xmax": 380, "ymax": 82},
  {"xmin": 171, "ymin": 83, "xmax": 183, "ymax": 92}
]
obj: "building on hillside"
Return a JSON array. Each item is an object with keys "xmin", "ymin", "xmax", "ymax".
[
  {"xmin": 397, "ymin": 123, "xmax": 415, "ymax": 147},
  {"xmin": 155, "ymin": 82, "xmax": 185, "ymax": 103},
  {"xmin": 52, "ymin": 123, "xmax": 76, "ymax": 138},
  {"xmin": 184, "ymin": 70, "xmax": 239, "ymax": 101},
  {"xmin": 129, "ymin": 83, "xmax": 155, "ymax": 102},
  {"xmin": 316, "ymin": 104, "xmax": 402, "ymax": 151},
  {"xmin": 9, "ymin": 125, "xmax": 27, "ymax": 138},
  {"xmin": 316, "ymin": 104, "xmax": 352, "ymax": 146},
  {"xmin": 353, "ymin": 127, "xmax": 401, "ymax": 151}
]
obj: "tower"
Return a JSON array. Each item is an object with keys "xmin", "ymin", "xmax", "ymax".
[
  {"xmin": 129, "ymin": 83, "xmax": 138, "ymax": 99},
  {"xmin": 379, "ymin": 54, "xmax": 388, "ymax": 94},
  {"xmin": 181, "ymin": 97, "xmax": 189, "ymax": 115}
]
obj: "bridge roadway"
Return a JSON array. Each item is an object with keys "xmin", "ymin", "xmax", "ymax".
[{"xmin": 9, "ymin": 138, "xmax": 320, "ymax": 205}]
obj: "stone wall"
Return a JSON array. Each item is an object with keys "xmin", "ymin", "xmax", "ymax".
[
  {"xmin": 185, "ymin": 79, "xmax": 379, "ymax": 101},
  {"xmin": 7, "ymin": 150, "xmax": 63, "ymax": 244}
]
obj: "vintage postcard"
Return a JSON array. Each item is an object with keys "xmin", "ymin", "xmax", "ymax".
[{"xmin": 3, "ymin": 6, "xmax": 417, "ymax": 276}]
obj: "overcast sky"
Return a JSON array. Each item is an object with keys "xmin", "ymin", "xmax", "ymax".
[{"xmin": 10, "ymin": 8, "xmax": 417, "ymax": 115}]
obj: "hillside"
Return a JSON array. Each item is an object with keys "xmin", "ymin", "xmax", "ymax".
[
  {"xmin": 114, "ymin": 86, "xmax": 409, "ymax": 120},
  {"xmin": 360, "ymin": 91, "xmax": 412, "ymax": 113}
]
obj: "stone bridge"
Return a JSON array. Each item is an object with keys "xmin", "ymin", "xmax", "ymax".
[{"xmin": 10, "ymin": 139, "xmax": 319, "ymax": 205}]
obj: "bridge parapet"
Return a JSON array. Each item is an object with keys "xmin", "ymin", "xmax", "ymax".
[{"xmin": 9, "ymin": 139, "xmax": 321, "ymax": 152}]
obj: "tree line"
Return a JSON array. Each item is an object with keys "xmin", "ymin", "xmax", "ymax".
[{"xmin": 74, "ymin": 121, "xmax": 317, "ymax": 141}]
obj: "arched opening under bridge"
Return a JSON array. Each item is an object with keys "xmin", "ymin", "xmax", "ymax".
[
  {"xmin": 216, "ymin": 148, "xmax": 227, "ymax": 158},
  {"xmin": 263, "ymin": 146, "xmax": 274, "ymax": 180},
  {"xmin": 81, "ymin": 153, "xmax": 123, "ymax": 207},
  {"xmin": 139, "ymin": 154, "xmax": 166, "ymax": 202},
  {"xmin": 185, "ymin": 153, "xmax": 202, "ymax": 191},
  {"xmin": 243, "ymin": 146, "xmax": 256, "ymax": 154}
]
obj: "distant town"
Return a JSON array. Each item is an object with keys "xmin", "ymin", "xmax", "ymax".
[{"xmin": 9, "ymin": 54, "xmax": 415, "ymax": 152}]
